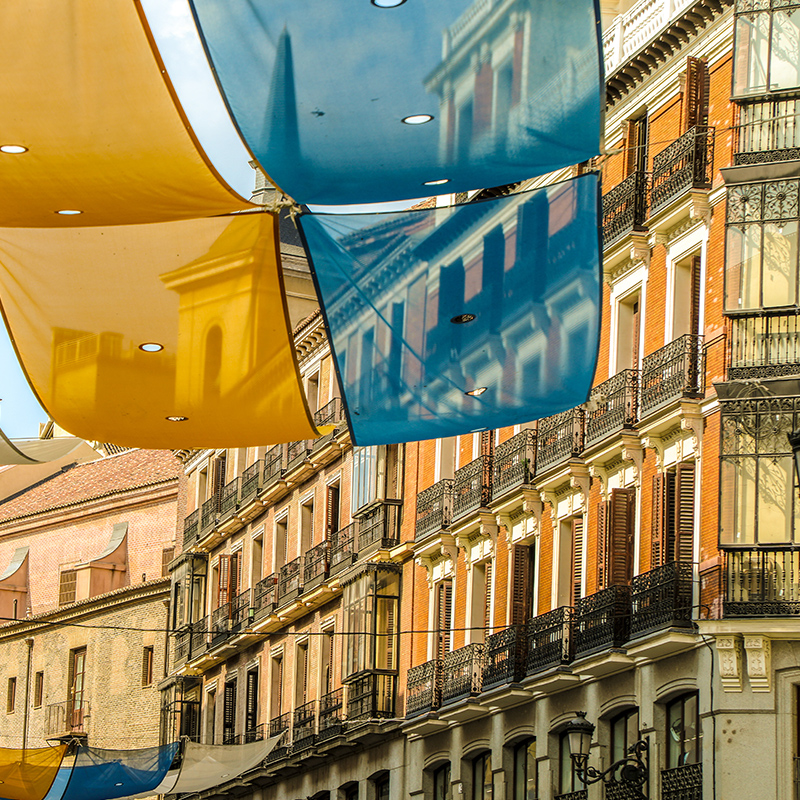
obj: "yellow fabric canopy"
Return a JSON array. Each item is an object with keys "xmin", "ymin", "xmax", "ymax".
[
  {"xmin": 0, "ymin": 213, "xmax": 317, "ymax": 448},
  {"xmin": 0, "ymin": 1, "xmax": 255, "ymax": 227},
  {"xmin": 0, "ymin": 744, "xmax": 67, "ymax": 800}
]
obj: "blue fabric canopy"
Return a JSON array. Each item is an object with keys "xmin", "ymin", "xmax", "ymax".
[
  {"xmin": 298, "ymin": 173, "xmax": 602, "ymax": 444},
  {"xmin": 55, "ymin": 744, "xmax": 179, "ymax": 800},
  {"xmin": 188, "ymin": 0, "xmax": 603, "ymax": 205}
]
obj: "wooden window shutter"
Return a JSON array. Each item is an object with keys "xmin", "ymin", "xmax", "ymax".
[
  {"xmin": 59, "ymin": 570, "xmax": 77, "ymax": 607},
  {"xmin": 483, "ymin": 561, "xmax": 493, "ymax": 632},
  {"xmin": 596, "ymin": 501, "xmax": 608, "ymax": 590},
  {"xmin": 325, "ymin": 633, "xmax": 335, "ymax": 694},
  {"xmin": 675, "ymin": 463, "xmax": 696, "ymax": 563},
  {"xmin": 510, "ymin": 545, "xmax": 533, "ymax": 626},
  {"xmin": 651, "ymin": 474, "xmax": 667, "ymax": 568},
  {"xmin": 230, "ymin": 552, "xmax": 240, "ymax": 600},
  {"xmin": 436, "ymin": 580, "xmax": 453, "ymax": 660},
  {"xmin": 141, "ymin": 646, "xmax": 154, "ymax": 686},
  {"xmin": 212, "ymin": 454, "xmax": 227, "ymax": 503},
  {"xmin": 480, "ymin": 430, "xmax": 494, "ymax": 459},
  {"xmin": 690, "ymin": 255, "xmax": 702, "ymax": 338},
  {"xmin": 245, "ymin": 670, "xmax": 258, "ymax": 733},
  {"xmin": 608, "ymin": 488, "xmax": 635, "ymax": 586},
  {"xmin": 572, "ymin": 517, "xmax": 584, "ymax": 607},
  {"xmin": 223, "ymin": 681, "xmax": 236, "ymax": 738},
  {"xmin": 326, "ymin": 484, "xmax": 340, "ymax": 538},
  {"xmin": 301, "ymin": 645, "xmax": 309, "ymax": 703},
  {"xmin": 161, "ymin": 547, "xmax": 174, "ymax": 578},
  {"xmin": 683, "ymin": 56, "xmax": 708, "ymax": 130},
  {"xmin": 217, "ymin": 555, "xmax": 230, "ymax": 607}
]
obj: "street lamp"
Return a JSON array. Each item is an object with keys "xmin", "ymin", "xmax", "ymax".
[
  {"xmin": 563, "ymin": 712, "xmax": 649, "ymax": 799},
  {"xmin": 788, "ymin": 429, "xmax": 800, "ymax": 489}
]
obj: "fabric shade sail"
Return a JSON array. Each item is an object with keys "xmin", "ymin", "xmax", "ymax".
[
  {"xmin": 0, "ymin": 0, "xmax": 254, "ymax": 227},
  {"xmin": 188, "ymin": 0, "xmax": 603, "ymax": 205},
  {"xmin": 0, "ymin": 430, "xmax": 84, "ymax": 466},
  {"xmin": 0, "ymin": 213, "xmax": 317, "ymax": 449},
  {"xmin": 0, "ymin": 745, "xmax": 68, "ymax": 800},
  {"xmin": 298, "ymin": 174, "xmax": 601, "ymax": 445}
]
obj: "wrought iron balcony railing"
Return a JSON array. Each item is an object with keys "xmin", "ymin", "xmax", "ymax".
[
  {"xmin": 406, "ymin": 658, "xmax": 442, "ymax": 718},
  {"xmin": 318, "ymin": 688, "xmax": 344, "ymax": 741},
  {"xmin": 286, "ymin": 439, "xmax": 312, "ymax": 472},
  {"xmin": 229, "ymin": 588, "xmax": 252, "ymax": 634},
  {"xmin": 441, "ymin": 643, "xmax": 484, "ymax": 704},
  {"xmin": 585, "ymin": 369, "xmax": 638, "ymax": 447},
  {"xmin": 735, "ymin": 96, "xmax": 800, "ymax": 165},
  {"xmin": 630, "ymin": 561, "xmax": 694, "ymax": 637},
  {"xmin": 483, "ymin": 624, "xmax": 526, "ymax": 690},
  {"xmin": 536, "ymin": 407, "xmax": 585, "ymax": 473},
  {"xmin": 174, "ymin": 626, "xmax": 191, "ymax": 665},
  {"xmin": 263, "ymin": 444, "xmax": 284, "ymax": 492},
  {"xmin": 493, "ymin": 428, "xmax": 536, "ymax": 500},
  {"xmin": 650, "ymin": 125, "xmax": 714, "ymax": 215},
  {"xmin": 45, "ymin": 700, "xmax": 89, "ymax": 737},
  {"xmin": 555, "ymin": 791, "xmax": 588, "ymax": 800},
  {"xmin": 727, "ymin": 310, "xmax": 800, "ymax": 380},
  {"xmin": 200, "ymin": 493, "xmax": 220, "ymax": 537},
  {"xmin": 268, "ymin": 711, "xmax": 292, "ymax": 738},
  {"xmin": 219, "ymin": 477, "xmax": 240, "ymax": 523},
  {"xmin": 239, "ymin": 459, "xmax": 263, "ymax": 506},
  {"xmin": 303, "ymin": 541, "xmax": 329, "ymax": 589},
  {"xmin": 345, "ymin": 671, "xmax": 396, "ymax": 721},
  {"xmin": 330, "ymin": 522, "xmax": 357, "ymax": 574},
  {"xmin": 292, "ymin": 700, "xmax": 317, "ymax": 750},
  {"xmin": 277, "ymin": 556, "xmax": 304, "ymax": 605},
  {"xmin": 452, "ymin": 455, "xmax": 492, "ymax": 521},
  {"xmin": 661, "ymin": 762, "xmax": 702, "ymax": 800},
  {"xmin": 189, "ymin": 616, "xmax": 209, "ymax": 659},
  {"xmin": 357, "ymin": 502, "xmax": 400, "ymax": 551},
  {"xmin": 244, "ymin": 723, "xmax": 265, "ymax": 743},
  {"xmin": 640, "ymin": 333, "xmax": 704, "ymax": 416},
  {"xmin": 415, "ymin": 479, "xmax": 454, "ymax": 540},
  {"xmin": 182, "ymin": 509, "xmax": 199, "ymax": 549},
  {"xmin": 724, "ymin": 548, "xmax": 800, "ymax": 616},
  {"xmin": 574, "ymin": 584, "xmax": 631, "ymax": 657},
  {"xmin": 252, "ymin": 573, "xmax": 277, "ymax": 622},
  {"xmin": 312, "ymin": 397, "xmax": 346, "ymax": 451},
  {"xmin": 602, "ymin": 170, "xmax": 648, "ymax": 248},
  {"xmin": 210, "ymin": 603, "xmax": 231, "ymax": 648},
  {"xmin": 526, "ymin": 606, "xmax": 573, "ymax": 674}
]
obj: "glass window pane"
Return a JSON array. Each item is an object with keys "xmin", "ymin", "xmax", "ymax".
[
  {"xmin": 762, "ymin": 222, "xmax": 798, "ymax": 307},
  {"xmin": 685, "ymin": 695, "xmax": 699, "ymax": 764},
  {"xmin": 725, "ymin": 225, "xmax": 762, "ymax": 310},
  {"xmin": 771, "ymin": 9, "xmax": 800, "ymax": 91},
  {"xmin": 560, "ymin": 734, "xmax": 572, "ymax": 792},
  {"xmin": 526, "ymin": 740, "xmax": 537, "ymax": 800},
  {"xmin": 757, "ymin": 455, "xmax": 795, "ymax": 543},
  {"xmin": 733, "ymin": 13, "xmax": 771, "ymax": 95},
  {"xmin": 667, "ymin": 700, "xmax": 682, "ymax": 769},
  {"xmin": 611, "ymin": 715, "xmax": 626, "ymax": 763},
  {"xmin": 719, "ymin": 457, "xmax": 757, "ymax": 545}
]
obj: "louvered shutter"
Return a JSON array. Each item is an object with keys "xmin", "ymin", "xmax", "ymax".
[
  {"xmin": 690, "ymin": 255, "xmax": 702, "ymax": 338},
  {"xmin": 608, "ymin": 488, "xmax": 635, "ymax": 586},
  {"xmin": 510, "ymin": 545, "xmax": 533, "ymax": 626},
  {"xmin": 675, "ymin": 463, "xmax": 696, "ymax": 563},
  {"xmin": 212, "ymin": 454, "xmax": 227, "ymax": 507},
  {"xmin": 652, "ymin": 474, "xmax": 667, "ymax": 568},
  {"xmin": 300, "ymin": 646, "xmax": 309, "ymax": 704},
  {"xmin": 597, "ymin": 501, "xmax": 608, "ymax": 591},
  {"xmin": 626, "ymin": 120, "xmax": 640, "ymax": 176},
  {"xmin": 223, "ymin": 681, "xmax": 236, "ymax": 741},
  {"xmin": 484, "ymin": 561, "xmax": 493, "ymax": 632},
  {"xmin": 325, "ymin": 634, "xmax": 335, "ymax": 694},
  {"xmin": 572, "ymin": 517, "xmax": 584, "ymax": 606},
  {"xmin": 217, "ymin": 555, "xmax": 230, "ymax": 607},
  {"xmin": 684, "ymin": 57, "xmax": 708, "ymax": 130},
  {"xmin": 245, "ymin": 670, "xmax": 258, "ymax": 733},
  {"xmin": 436, "ymin": 581, "xmax": 453, "ymax": 660},
  {"xmin": 326, "ymin": 485, "xmax": 340, "ymax": 538},
  {"xmin": 230, "ymin": 552, "xmax": 240, "ymax": 599}
]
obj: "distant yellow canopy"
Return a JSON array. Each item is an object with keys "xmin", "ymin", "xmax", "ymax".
[
  {"xmin": 0, "ymin": 744, "xmax": 67, "ymax": 800},
  {"xmin": 0, "ymin": 1, "xmax": 255, "ymax": 226},
  {"xmin": 0, "ymin": 214, "xmax": 317, "ymax": 448}
]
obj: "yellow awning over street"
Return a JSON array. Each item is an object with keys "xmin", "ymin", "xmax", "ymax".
[{"xmin": 0, "ymin": 744, "xmax": 68, "ymax": 800}]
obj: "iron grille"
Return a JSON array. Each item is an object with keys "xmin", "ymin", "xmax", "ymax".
[
  {"xmin": 219, "ymin": 477, "xmax": 240, "ymax": 521},
  {"xmin": 240, "ymin": 460, "xmax": 263, "ymax": 505},
  {"xmin": 483, "ymin": 624, "xmax": 525, "ymax": 689},
  {"xmin": 735, "ymin": 97, "xmax": 800, "ymax": 165},
  {"xmin": 727, "ymin": 311, "xmax": 800, "ymax": 380},
  {"xmin": 698, "ymin": 563, "xmax": 723, "ymax": 620},
  {"xmin": 318, "ymin": 688, "xmax": 344, "ymax": 741},
  {"xmin": 244, "ymin": 723, "xmax": 265, "ymax": 743},
  {"xmin": 661, "ymin": 763, "xmax": 702, "ymax": 800},
  {"xmin": 602, "ymin": 170, "xmax": 648, "ymax": 248},
  {"xmin": 286, "ymin": 439, "xmax": 312, "ymax": 472},
  {"xmin": 173, "ymin": 627, "xmax": 191, "ymax": 666},
  {"xmin": 330, "ymin": 522, "xmax": 357, "ymax": 574},
  {"xmin": 253, "ymin": 573, "xmax": 277, "ymax": 622},
  {"xmin": 536, "ymin": 408, "xmax": 585, "ymax": 472},
  {"xmin": 357, "ymin": 502, "xmax": 400, "ymax": 550},
  {"xmin": 268, "ymin": 711, "xmax": 291, "ymax": 737},
  {"xmin": 45, "ymin": 700, "xmax": 89, "ymax": 737},
  {"xmin": 303, "ymin": 541, "xmax": 329, "ymax": 588},
  {"xmin": 493, "ymin": 428, "xmax": 536, "ymax": 499},
  {"xmin": 345, "ymin": 672, "xmax": 396, "ymax": 721},
  {"xmin": 406, "ymin": 659, "xmax": 442, "ymax": 718},
  {"xmin": 200, "ymin": 493, "xmax": 220, "ymax": 536},
  {"xmin": 189, "ymin": 616, "xmax": 209, "ymax": 658},
  {"xmin": 415, "ymin": 480, "xmax": 454, "ymax": 540},
  {"xmin": 182, "ymin": 509, "xmax": 199, "ymax": 549},
  {"xmin": 651, "ymin": 125, "xmax": 714, "ymax": 214},
  {"xmin": 313, "ymin": 396, "xmax": 344, "ymax": 428},
  {"xmin": 292, "ymin": 700, "xmax": 317, "ymax": 751},
  {"xmin": 441, "ymin": 643, "xmax": 484, "ymax": 704},
  {"xmin": 526, "ymin": 606, "xmax": 573, "ymax": 674},
  {"xmin": 277, "ymin": 556, "xmax": 304, "ymax": 605},
  {"xmin": 229, "ymin": 588, "xmax": 253, "ymax": 634},
  {"xmin": 630, "ymin": 561, "xmax": 694, "ymax": 637},
  {"xmin": 210, "ymin": 603, "xmax": 231, "ymax": 648},
  {"xmin": 724, "ymin": 548, "xmax": 800, "ymax": 615},
  {"xmin": 555, "ymin": 791, "xmax": 588, "ymax": 800},
  {"xmin": 263, "ymin": 445, "xmax": 284, "ymax": 490},
  {"xmin": 574, "ymin": 584, "xmax": 631, "ymax": 657},
  {"xmin": 585, "ymin": 369, "xmax": 639, "ymax": 447},
  {"xmin": 640, "ymin": 334, "xmax": 704, "ymax": 415},
  {"xmin": 452, "ymin": 455, "xmax": 492, "ymax": 520}
]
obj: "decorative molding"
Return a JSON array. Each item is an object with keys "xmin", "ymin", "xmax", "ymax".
[
  {"xmin": 680, "ymin": 402, "xmax": 705, "ymax": 452},
  {"xmin": 620, "ymin": 431, "xmax": 644, "ymax": 486},
  {"xmin": 689, "ymin": 190, "xmax": 712, "ymax": 227},
  {"xmin": 716, "ymin": 636, "xmax": 743, "ymax": 693},
  {"xmin": 744, "ymin": 635, "xmax": 772, "ymax": 693},
  {"xmin": 629, "ymin": 231, "xmax": 651, "ymax": 268},
  {"xmin": 605, "ymin": 256, "xmax": 638, "ymax": 285},
  {"xmin": 569, "ymin": 463, "xmax": 591, "ymax": 508}
]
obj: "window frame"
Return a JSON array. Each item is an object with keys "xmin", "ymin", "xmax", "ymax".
[
  {"xmin": 666, "ymin": 692, "xmax": 701, "ymax": 769},
  {"xmin": 6, "ymin": 677, "xmax": 16, "ymax": 714},
  {"xmin": 433, "ymin": 762, "xmax": 452, "ymax": 800},
  {"xmin": 512, "ymin": 738, "xmax": 537, "ymax": 800},
  {"xmin": 471, "ymin": 751, "xmax": 493, "ymax": 800}
]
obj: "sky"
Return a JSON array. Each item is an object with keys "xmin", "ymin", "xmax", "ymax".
[{"xmin": 0, "ymin": 0, "xmax": 426, "ymax": 439}]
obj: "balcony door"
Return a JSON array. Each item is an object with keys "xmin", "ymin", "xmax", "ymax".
[{"xmin": 68, "ymin": 647, "xmax": 86, "ymax": 730}]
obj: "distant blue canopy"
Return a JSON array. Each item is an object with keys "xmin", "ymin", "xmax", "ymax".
[
  {"xmin": 56, "ymin": 744, "xmax": 179, "ymax": 800},
  {"xmin": 299, "ymin": 174, "xmax": 601, "ymax": 444},
  {"xmin": 188, "ymin": 0, "xmax": 603, "ymax": 205}
]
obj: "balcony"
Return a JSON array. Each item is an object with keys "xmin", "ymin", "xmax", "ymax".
[
  {"xmin": 415, "ymin": 479, "xmax": 454, "ymax": 540},
  {"xmin": 345, "ymin": 672, "xmax": 396, "ymax": 721},
  {"xmin": 441, "ymin": 643, "xmax": 484, "ymax": 705},
  {"xmin": 45, "ymin": 700, "xmax": 88, "ymax": 738},
  {"xmin": 312, "ymin": 397, "xmax": 346, "ymax": 453},
  {"xmin": 210, "ymin": 603, "xmax": 231, "ymax": 648},
  {"xmin": 330, "ymin": 522, "xmax": 357, "ymax": 575},
  {"xmin": 189, "ymin": 616, "xmax": 209, "ymax": 659},
  {"xmin": 200, "ymin": 493, "xmax": 220, "ymax": 538},
  {"xmin": 244, "ymin": 723, "xmax": 265, "ymax": 744},
  {"xmin": 723, "ymin": 548, "xmax": 800, "ymax": 616},
  {"xmin": 727, "ymin": 310, "xmax": 800, "ymax": 380},
  {"xmin": 286, "ymin": 438, "xmax": 312, "ymax": 473},
  {"xmin": 585, "ymin": 369, "xmax": 638, "ymax": 448},
  {"xmin": 252, "ymin": 573, "xmax": 277, "ymax": 622},
  {"xmin": 574, "ymin": 585, "xmax": 631, "ymax": 658},
  {"xmin": 318, "ymin": 688, "xmax": 344, "ymax": 741},
  {"xmin": 483, "ymin": 625, "xmax": 526, "ymax": 690},
  {"xmin": 493, "ymin": 429, "xmax": 536, "ymax": 501},
  {"xmin": 735, "ymin": 96, "xmax": 800, "ymax": 166},
  {"xmin": 602, "ymin": 170, "xmax": 648, "ymax": 248},
  {"xmin": 452, "ymin": 455, "xmax": 492, "ymax": 522},
  {"xmin": 661, "ymin": 762, "xmax": 702, "ymax": 800},
  {"xmin": 292, "ymin": 700, "xmax": 317, "ymax": 751},
  {"xmin": 640, "ymin": 334, "xmax": 704, "ymax": 416},
  {"xmin": 526, "ymin": 606, "xmax": 573, "ymax": 675},
  {"xmin": 267, "ymin": 712, "xmax": 292, "ymax": 762},
  {"xmin": 630, "ymin": 562, "xmax": 694, "ymax": 638},
  {"xmin": 262, "ymin": 445, "xmax": 284, "ymax": 493},
  {"xmin": 406, "ymin": 659, "xmax": 442, "ymax": 718},
  {"xmin": 277, "ymin": 556, "xmax": 304, "ymax": 606},
  {"xmin": 219, "ymin": 478, "xmax": 240, "ymax": 525},
  {"xmin": 536, "ymin": 407, "xmax": 585, "ymax": 473},
  {"xmin": 182, "ymin": 509, "xmax": 199, "ymax": 549},
  {"xmin": 230, "ymin": 588, "xmax": 253, "ymax": 635},
  {"xmin": 239, "ymin": 460, "xmax": 263, "ymax": 507},
  {"xmin": 555, "ymin": 792, "xmax": 588, "ymax": 800},
  {"xmin": 650, "ymin": 125, "xmax": 714, "ymax": 216},
  {"xmin": 303, "ymin": 541, "xmax": 329, "ymax": 590},
  {"xmin": 357, "ymin": 502, "xmax": 400, "ymax": 552},
  {"xmin": 174, "ymin": 626, "xmax": 191, "ymax": 665}
]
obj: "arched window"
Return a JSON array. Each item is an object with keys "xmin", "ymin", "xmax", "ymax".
[
  {"xmin": 512, "ymin": 738, "xmax": 537, "ymax": 800},
  {"xmin": 610, "ymin": 707, "xmax": 640, "ymax": 764},
  {"xmin": 433, "ymin": 763, "xmax": 451, "ymax": 800},
  {"xmin": 472, "ymin": 752, "xmax": 493, "ymax": 800},
  {"xmin": 666, "ymin": 693, "xmax": 700, "ymax": 768},
  {"xmin": 558, "ymin": 732, "xmax": 586, "ymax": 797}
]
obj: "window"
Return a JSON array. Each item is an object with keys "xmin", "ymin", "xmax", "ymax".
[
  {"xmin": 141, "ymin": 646, "xmax": 154, "ymax": 686},
  {"xmin": 295, "ymin": 641, "xmax": 309, "ymax": 707},
  {"xmin": 510, "ymin": 544, "xmax": 535, "ymax": 625},
  {"xmin": 320, "ymin": 629, "xmax": 335, "ymax": 696},
  {"xmin": 306, "ymin": 372, "xmax": 320, "ymax": 415},
  {"xmin": 666, "ymin": 693, "xmax": 701, "ymax": 768},
  {"xmin": 472, "ymin": 752, "xmax": 493, "ymax": 800},
  {"xmin": 597, "ymin": 488, "xmax": 635, "ymax": 589},
  {"xmin": 301, "ymin": 496, "xmax": 315, "ymax": 552},
  {"xmin": 434, "ymin": 580, "xmax": 453, "ymax": 661},
  {"xmin": 616, "ymin": 292, "xmax": 642, "ymax": 371},
  {"xmin": 33, "ymin": 671, "xmax": 43, "ymax": 709},
  {"xmin": 725, "ymin": 180, "xmax": 800, "ymax": 311},
  {"xmin": 6, "ymin": 678, "xmax": 15, "ymax": 713},
  {"xmin": 326, "ymin": 484, "xmax": 341, "ymax": 539},
  {"xmin": 68, "ymin": 647, "xmax": 87, "ymax": 730},
  {"xmin": 245, "ymin": 668, "xmax": 259, "ymax": 740},
  {"xmin": 555, "ymin": 517, "xmax": 583, "ymax": 608},
  {"xmin": 206, "ymin": 688, "xmax": 216, "ymax": 744},
  {"xmin": 652, "ymin": 464, "xmax": 696, "ymax": 565},
  {"xmin": 559, "ymin": 732, "xmax": 585, "ymax": 796},
  {"xmin": 251, "ymin": 533, "xmax": 263, "ymax": 586},
  {"xmin": 217, "ymin": 552, "xmax": 241, "ymax": 608},
  {"xmin": 275, "ymin": 515, "xmax": 289, "ymax": 570},
  {"xmin": 611, "ymin": 708, "xmax": 640, "ymax": 764},
  {"xmin": 468, "ymin": 560, "xmax": 492, "ymax": 644},
  {"xmin": 374, "ymin": 773, "xmax": 390, "ymax": 800},
  {"xmin": 343, "ymin": 783, "xmax": 359, "ymax": 800},
  {"xmin": 352, "ymin": 446, "xmax": 383, "ymax": 513},
  {"xmin": 223, "ymin": 679, "xmax": 237, "ymax": 744},
  {"xmin": 433, "ymin": 763, "xmax": 452, "ymax": 800},
  {"xmin": 512, "ymin": 739, "xmax": 537, "ymax": 800},
  {"xmin": 270, "ymin": 655, "xmax": 283, "ymax": 719},
  {"xmin": 170, "ymin": 553, "xmax": 208, "ymax": 629},
  {"xmin": 59, "ymin": 569, "xmax": 77, "ymax": 607},
  {"xmin": 161, "ymin": 547, "xmax": 175, "ymax": 578}
]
